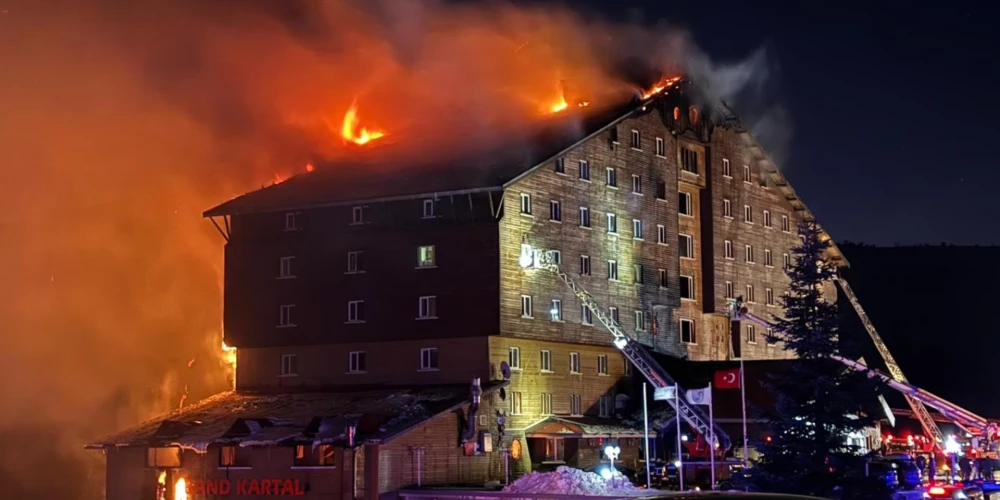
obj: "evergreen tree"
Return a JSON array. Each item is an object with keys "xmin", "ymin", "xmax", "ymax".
[{"xmin": 747, "ymin": 221, "xmax": 887, "ymax": 499}]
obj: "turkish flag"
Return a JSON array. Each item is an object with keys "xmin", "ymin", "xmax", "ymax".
[{"xmin": 714, "ymin": 368, "xmax": 741, "ymax": 389}]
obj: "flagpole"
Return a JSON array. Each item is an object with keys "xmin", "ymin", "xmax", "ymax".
[
  {"xmin": 709, "ymin": 382, "xmax": 716, "ymax": 490},
  {"xmin": 676, "ymin": 383, "xmax": 684, "ymax": 491},
  {"xmin": 643, "ymin": 382, "xmax": 651, "ymax": 488},
  {"xmin": 741, "ymin": 359, "xmax": 749, "ymax": 468}
]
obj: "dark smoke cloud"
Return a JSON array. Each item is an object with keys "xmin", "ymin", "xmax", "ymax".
[{"xmin": 0, "ymin": 0, "xmax": 782, "ymax": 497}]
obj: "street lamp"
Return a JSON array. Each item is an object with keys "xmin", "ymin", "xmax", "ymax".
[{"xmin": 604, "ymin": 445, "xmax": 621, "ymax": 471}]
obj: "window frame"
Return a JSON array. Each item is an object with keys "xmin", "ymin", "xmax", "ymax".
[
  {"xmin": 679, "ymin": 191, "xmax": 693, "ymax": 216},
  {"xmin": 520, "ymin": 295, "xmax": 533, "ymax": 318},
  {"xmin": 549, "ymin": 200, "xmax": 562, "ymax": 222},
  {"xmin": 519, "ymin": 193, "xmax": 532, "ymax": 215},
  {"xmin": 679, "ymin": 275, "xmax": 695, "ymax": 301},
  {"xmin": 417, "ymin": 295, "xmax": 438, "ymax": 319},
  {"xmin": 278, "ymin": 304, "xmax": 296, "ymax": 328},
  {"xmin": 420, "ymin": 347, "xmax": 439, "ymax": 371},
  {"xmin": 540, "ymin": 350, "xmax": 553, "ymax": 373},
  {"xmin": 347, "ymin": 300, "xmax": 365, "ymax": 323},
  {"xmin": 722, "ymin": 158, "xmax": 732, "ymax": 178},
  {"xmin": 679, "ymin": 233, "xmax": 694, "ymax": 259},
  {"xmin": 550, "ymin": 299, "xmax": 563, "ymax": 322},
  {"xmin": 570, "ymin": 352, "xmax": 581, "ymax": 374},
  {"xmin": 679, "ymin": 318, "xmax": 696, "ymax": 344},
  {"xmin": 349, "ymin": 351, "xmax": 367, "ymax": 373},
  {"xmin": 280, "ymin": 354, "xmax": 298, "ymax": 377}
]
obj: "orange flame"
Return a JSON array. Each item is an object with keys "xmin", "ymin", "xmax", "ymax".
[
  {"xmin": 174, "ymin": 478, "xmax": 188, "ymax": 500},
  {"xmin": 642, "ymin": 76, "xmax": 683, "ymax": 99},
  {"xmin": 221, "ymin": 341, "xmax": 236, "ymax": 389},
  {"xmin": 305, "ymin": 162, "xmax": 315, "ymax": 173},
  {"xmin": 341, "ymin": 101, "xmax": 385, "ymax": 145}
]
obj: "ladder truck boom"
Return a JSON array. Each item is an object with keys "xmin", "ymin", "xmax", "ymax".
[{"xmin": 519, "ymin": 244, "xmax": 731, "ymax": 449}]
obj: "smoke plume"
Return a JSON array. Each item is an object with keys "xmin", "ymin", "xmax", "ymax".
[{"xmin": 0, "ymin": 0, "xmax": 777, "ymax": 497}]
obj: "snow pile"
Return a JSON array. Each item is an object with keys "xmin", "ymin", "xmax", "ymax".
[{"xmin": 504, "ymin": 466, "xmax": 641, "ymax": 496}]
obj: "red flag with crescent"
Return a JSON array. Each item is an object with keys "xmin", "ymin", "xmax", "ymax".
[{"xmin": 714, "ymin": 368, "xmax": 741, "ymax": 389}]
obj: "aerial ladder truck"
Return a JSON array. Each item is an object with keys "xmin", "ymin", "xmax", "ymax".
[{"xmin": 518, "ymin": 243, "xmax": 731, "ymax": 454}]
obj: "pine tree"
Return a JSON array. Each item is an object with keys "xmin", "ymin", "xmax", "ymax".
[{"xmin": 747, "ymin": 220, "xmax": 887, "ymax": 499}]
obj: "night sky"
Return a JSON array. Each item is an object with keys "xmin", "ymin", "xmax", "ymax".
[{"xmin": 577, "ymin": 0, "xmax": 999, "ymax": 245}]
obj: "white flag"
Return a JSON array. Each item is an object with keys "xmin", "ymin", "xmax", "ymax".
[{"xmin": 685, "ymin": 386, "xmax": 712, "ymax": 406}]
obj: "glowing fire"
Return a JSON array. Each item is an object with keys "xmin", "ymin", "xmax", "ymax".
[
  {"xmin": 341, "ymin": 101, "xmax": 385, "ymax": 145},
  {"xmin": 549, "ymin": 96, "xmax": 568, "ymax": 113},
  {"xmin": 222, "ymin": 341, "xmax": 237, "ymax": 389},
  {"xmin": 642, "ymin": 76, "xmax": 683, "ymax": 99},
  {"xmin": 174, "ymin": 478, "xmax": 188, "ymax": 500},
  {"xmin": 305, "ymin": 162, "xmax": 315, "ymax": 173}
]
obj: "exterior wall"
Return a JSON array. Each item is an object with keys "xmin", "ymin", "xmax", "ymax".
[
  {"xmin": 236, "ymin": 338, "xmax": 490, "ymax": 390},
  {"xmin": 223, "ymin": 192, "xmax": 500, "ymax": 350},
  {"xmin": 498, "ymin": 110, "xmax": 681, "ymax": 356},
  {"xmin": 488, "ymin": 337, "xmax": 632, "ymax": 431}
]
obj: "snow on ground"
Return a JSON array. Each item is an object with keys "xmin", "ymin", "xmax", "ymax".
[{"xmin": 504, "ymin": 466, "xmax": 642, "ymax": 496}]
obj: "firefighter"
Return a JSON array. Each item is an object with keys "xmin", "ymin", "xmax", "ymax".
[
  {"xmin": 916, "ymin": 454, "xmax": 927, "ymax": 479},
  {"xmin": 928, "ymin": 455, "xmax": 937, "ymax": 484},
  {"xmin": 960, "ymin": 454, "xmax": 972, "ymax": 482}
]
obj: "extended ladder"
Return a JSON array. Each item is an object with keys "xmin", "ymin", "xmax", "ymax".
[{"xmin": 520, "ymin": 244, "xmax": 731, "ymax": 449}]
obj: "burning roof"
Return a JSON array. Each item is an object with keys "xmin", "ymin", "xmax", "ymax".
[{"xmin": 87, "ymin": 382, "xmax": 505, "ymax": 452}]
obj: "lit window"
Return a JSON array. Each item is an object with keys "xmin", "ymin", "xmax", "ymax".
[
  {"xmin": 657, "ymin": 224, "xmax": 667, "ymax": 244},
  {"xmin": 540, "ymin": 350, "xmax": 552, "ymax": 372},
  {"xmin": 347, "ymin": 300, "xmax": 365, "ymax": 323},
  {"xmin": 417, "ymin": 245, "xmax": 436, "ymax": 268},
  {"xmin": 520, "ymin": 295, "xmax": 533, "ymax": 318},
  {"xmin": 550, "ymin": 299, "xmax": 562, "ymax": 322},
  {"xmin": 723, "ymin": 199, "xmax": 732, "ymax": 218},
  {"xmin": 680, "ymin": 319, "xmax": 696, "ymax": 344},
  {"xmin": 349, "ymin": 351, "xmax": 366, "ymax": 373},
  {"xmin": 747, "ymin": 325, "xmax": 757, "ymax": 344},
  {"xmin": 633, "ymin": 219, "xmax": 643, "ymax": 240},
  {"xmin": 284, "ymin": 212, "xmax": 298, "ymax": 231},
  {"xmin": 549, "ymin": 200, "xmax": 562, "ymax": 221},
  {"xmin": 420, "ymin": 348, "xmax": 438, "ymax": 370},
  {"xmin": 351, "ymin": 206, "xmax": 364, "ymax": 224},
  {"xmin": 632, "ymin": 174, "xmax": 642, "ymax": 194},
  {"xmin": 579, "ymin": 206, "xmax": 591, "ymax": 227},
  {"xmin": 631, "ymin": 129, "xmax": 641, "ymax": 149},
  {"xmin": 607, "ymin": 260, "xmax": 619, "ymax": 281},
  {"xmin": 578, "ymin": 160, "xmax": 590, "ymax": 180},
  {"xmin": 520, "ymin": 193, "xmax": 532, "ymax": 215},
  {"xmin": 744, "ymin": 205, "xmax": 753, "ymax": 224},
  {"xmin": 280, "ymin": 354, "xmax": 298, "ymax": 376},
  {"xmin": 679, "ymin": 234, "xmax": 693, "ymax": 259},
  {"xmin": 509, "ymin": 347, "xmax": 521, "ymax": 369},
  {"xmin": 579, "ymin": 255, "xmax": 591, "ymax": 275},
  {"xmin": 581, "ymin": 304, "xmax": 593, "ymax": 325},
  {"xmin": 606, "ymin": 168, "xmax": 617, "ymax": 188},
  {"xmin": 279, "ymin": 256, "xmax": 295, "ymax": 279},
  {"xmin": 680, "ymin": 276, "xmax": 694, "ymax": 300},
  {"xmin": 598, "ymin": 355, "xmax": 609, "ymax": 375},
  {"xmin": 679, "ymin": 192, "xmax": 692, "ymax": 216},
  {"xmin": 418, "ymin": 296, "xmax": 437, "ymax": 319},
  {"xmin": 655, "ymin": 137, "xmax": 665, "ymax": 157},
  {"xmin": 422, "ymin": 199, "xmax": 435, "ymax": 218},
  {"xmin": 570, "ymin": 352, "xmax": 581, "ymax": 373},
  {"xmin": 722, "ymin": 158, "xmax": 731, "ymax": 178},
  {"xmin": 278, "ymin": 304, "xmax": 296, "ymax": 327},
  {"xmin": 724, "ymin": 240, "xmax": 734, "ymax": 259},
  {"xmin": 607, "ymin": 212, "xmax": 618, "ymax": 233},
  {"xmin": 347, "ymin": 251, "xmax": 364, "ymax": 273}
]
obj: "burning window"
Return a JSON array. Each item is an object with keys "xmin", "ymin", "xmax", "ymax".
[
  {"xmin": 678, "ymin": 192, "xmax": 692, "ymax": 216},
  {"xmin": 519, "ymin": 193, "xmax": 532, "ymax": 215},
  {"xmin": 347, "ymin": 251, "xmax": 364, "ymax": 273},
  {"xmin": 219, "ymin": 446, "xmax": 251, "ymax": 468},
  {"xmin": 570, "ymin": 352, "xmax": 581, "ymax": 373},
  {"xmin": 280, "ymin": 354, "xmax": 298, "ymax": 376},
  {"xmin": 655, "ymin": 137, "xmax": 665, "ymax": 157},
  {"xmin": 578, "ymin": 160, "xmax": 590, "ymax": 180},
  {"xmin": 673, "ymin": 107, "xmax": 681, "ymax": 121},
  {"xmin": 347, "ymin": 300, "xmax": 365, "ymax": 323},
  {"xmin": 554, "ymin": 157, "xmax": 565, "ymax": 174},
  {"xmin": 680, "ymin": 147, "xmax": 698, "ymax": 174},
  {"xmin": 689, "ymin": 107, "xmax": 700, "ymax": 126},
  {"xmin": 417, "ymin": 245, "xmax": 436, "ymax": 268},
  {"xmin": 278, "ymin": 304, "xmax": 296, "ymax": 327},
  {"xmin": 520, "ymin": 295, "xmax": 533, "ymax": 318},
  {"xmin": 420, "ymin": 348, "xmax": 438, "ymax": 370},
  {"xmin": 605, "ymin": 168, "xmax": 617, "ymax": 188},
  {"xmin": 579, "ymin": 207, "xmax": 591, "ymax": 228},
  {"xmin": 278, "ymin": 256, "xmax": 295, "ymax": 279},
  {"xmin": 607, "ymin": 260, "xmax": 619, "ymax": 281},
  {"xmin": 418, "ymin": 296, "xmax": 437, "ymax": 319},
  {"xmin": 679, "ymin": 234, "xmax": 693, "ymax": 259},
  {"xmin": 146, "ymin": 447, "xmax": 181, "ymax": 468},
  {"xmin": 294, "ymin": 445, "xmax": 335, "ymax": 467},
  {"xmin": 680, "ymin": 318, "xmax": 696, "ymax": 344},
  {"xmin": 349, "ymin": 351, "xmax": 366, "ymax": 373},
  {"xmin": 630, "ymin": 129, "xmax": 641, "ymax": 149},
  {"xmin": 679, "ymin": 275, "xmax": 694, "ymax": 300}
]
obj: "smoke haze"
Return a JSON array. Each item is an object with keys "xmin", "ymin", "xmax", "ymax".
[{"xmin": 0, "ymin": 0, "xmax": 779, "ymax": 497}]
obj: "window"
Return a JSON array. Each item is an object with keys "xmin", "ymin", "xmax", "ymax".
[
  {"xmin": 655, "ymin": 137, "xmax": 665, "ymax": 157},
  {"xmin": 746, "ymin": 284, "xmax": 756, "ymax": 303},
  {"xmin": 284, "ymin": 212, "xmax": 298, "ymax": 231},
  {"xmin": 146, "ymin": 447, "xmax": 182, "ymax": 468},
  {"xmin": 606, "ymin": 212, "xmax": 618, "ymax": 233},
  {"xmin": 509, "ymin": 347, "xmax": 521, "ymax": 370},
  {"xmin": 680, "ymin": 319, "xmax": 696, "ymax": 344},
  {"xmin": 783, "ymin": 253, "xmax": 791, "ymax": 270},
  {"xmin": 520, "ymin": 193, "xmax": 532, "ymax": 215},
  {"xmin": 554, "ymin": 157, "xmax": 565, "ymax": 174},
  {"xmin": 549, "ymin": 200, "xmax": 562, "ymax": 221},
  {"xmin": 417, "ymin": 245, "xmax": 436, "ymax": 268},
  {"xmin": 634, "ymin": 310, "xmax": 646, "ymax": 331},
  {"xmin": 656, "ymin": 181, "xmax": 667, "ymax": 200},
  {"xmin": 763, "ymin": 210, "xmax": 772, "ymax": 228},
  {"xmin": 766, "ymin": 288, "xmax": 774, "ymax": 306},
  {"xmin": 745, "ymin": 245, "xmax": 755, "ymax": 263},
  {"xmin": 633, "ymin": 264, "xmax": 644, "ymax": 285},
  {"xmin": 418, "ymin": 296, "xmax": 437, "ymax": 319},
  {"xmin": 724, "ymin": 240, "xmax": 734, "ymax": 259},
  {"xmin": 632, "ymin": 174, "xmax": 642, "ymax": 194},
  {"xmin": 578, "ymin": 160, "xmax": 590, "ymax": 180},
  {"xmin": 279, "ymin": 304, "xmax": 296, "ymax": 327},
  {"xmin": 540, "ymin": 350, "xmax": 552, "ymax": 372},
  {"xmin": 422, "ymin": 199, "xmax": 435, "ymax": 218},
  {"xmin": 420, "ymin": 348, "xmax": 439, "ymax": 370},
  {"xmin": 544, "ymin": 438, "xmax": 565, "ymax": 462},
  {"xmin": 347, "ymin": 300, "xmax": 365, "ymax": 323},
  {"xmin": 657, "ymin": 224, "xmax": 667, "ymax": 244},
  {"xmin": 744, "ymin": 205, "xmax": 753, "ymax": 223},
  {"xmin": 725, "ymin": 281, "xmax": 734, "ymax": 299},
  {"xmin": 349, "ymin": 351, "xmax": 366, "ymax": 373},
  {"xmin": 579, "ymin": 207, "xmax": 591, "ymax": 228},
  {"xmin": 680, "ymin": 147, "xmax": 698, "ymax": 173},
  {"xmin": 347, "ymin": 251, "xmax": 364, "ymax": 273},
  {"xmin": 658, "ymin": 269, "xmax": 668, "ymax": 288},
  {"xmin": 767, "ymin": 328, "xmax": 776, "ymax": 344},
  {"xmin": 551, "ymin": 250, "xmax": 562, "ymax": 265},
  {"xmin": 679, "ymin": 192, "xmax": 692, "ymax": 216},
  {"xmin": 606, "ymin": 168, "xmax": 617, "ymax": 188},
  {"xmin": 743, "ymin": 164, "xmax": 752, "ymax": 183},
  {"xmin": 782, "ymin": 215, "xmax": 790, "ymax": 232},
  {"xmin": 351, "ymin": 206, "xmax": 364, "ymax": 224},
  {"xmin": 722, "ymin": 158, "xmax": 731, "ymax": 178},
  {"xmin": 764, "ymin": 249, "xmax": 773, "ymax": 267},
  {"xmin": 723, "ymin": 199, "xmax": 732, "ymax": 218},
  {"xmin": 570, "ymin": 352, "xmax": 581, "ymax": 373},
  {"xmin": 581, "ymin": 304, "xmax": 593, "ymax": 325},
  {"xmin": 609, "ymin": 307, "xmax": 619, "ymax": 324},
  {"xmin": 579, "ymin": 255, "xmax": 591, "ymax": 275},
  {"xmin": 680, "ymin": 275, "xmax": 694, "ymax": 300},
  {"xmin": 608, "ymin": 260, "xmax": 618, "ymax": 281},
  {"xmin": 280, "ymin": 354, "xmax": 298, "ymax": 376},
  {"xmin": 679, "ymin": 234, "xmax": 693, "ymax": 259},
  {"xmin": 279, "ymin": 256, "xmax": 295, "ymax": 279},
  {"xmin": 510, "ymin": 391, "xmax": 523, "ymax": 415},
  {"xmin": 599, "ymin": 395, "xmax": 612, "ymax": 418},
  {"xmin": 520, "ymin": 295, "xmax": 533, "ymax": 318},
  {"xmin": 624, "ymin": 360, "xmax": 632, "ymax": 377},
  {"xmin": 294, "ymin": 444, "xmax": 335, "ymax": 467},
  {"xmin": 550, "ymin": 299, "xmax": 562, "ymax": 321},
  {"xmin": 632, "ymin": 219, "xmax": 643, "ymax": 240},
  {"xmin": 220, "ymin": 446, "xmax": 251, "ymax": 468},
  {"xmin": 747, "ymin": 324, "xmax": 757, "ymax": 344},
  {"xmin": 570, "ymin": 394, "xmax": 583, "ymax": 416},
  {"xmin": 540, "ymin": 393, "xmax": 553, "ymax": 415},
  {"xmin": 630, "ymin": 129, "xmax": 641, "ymax": 149}
]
